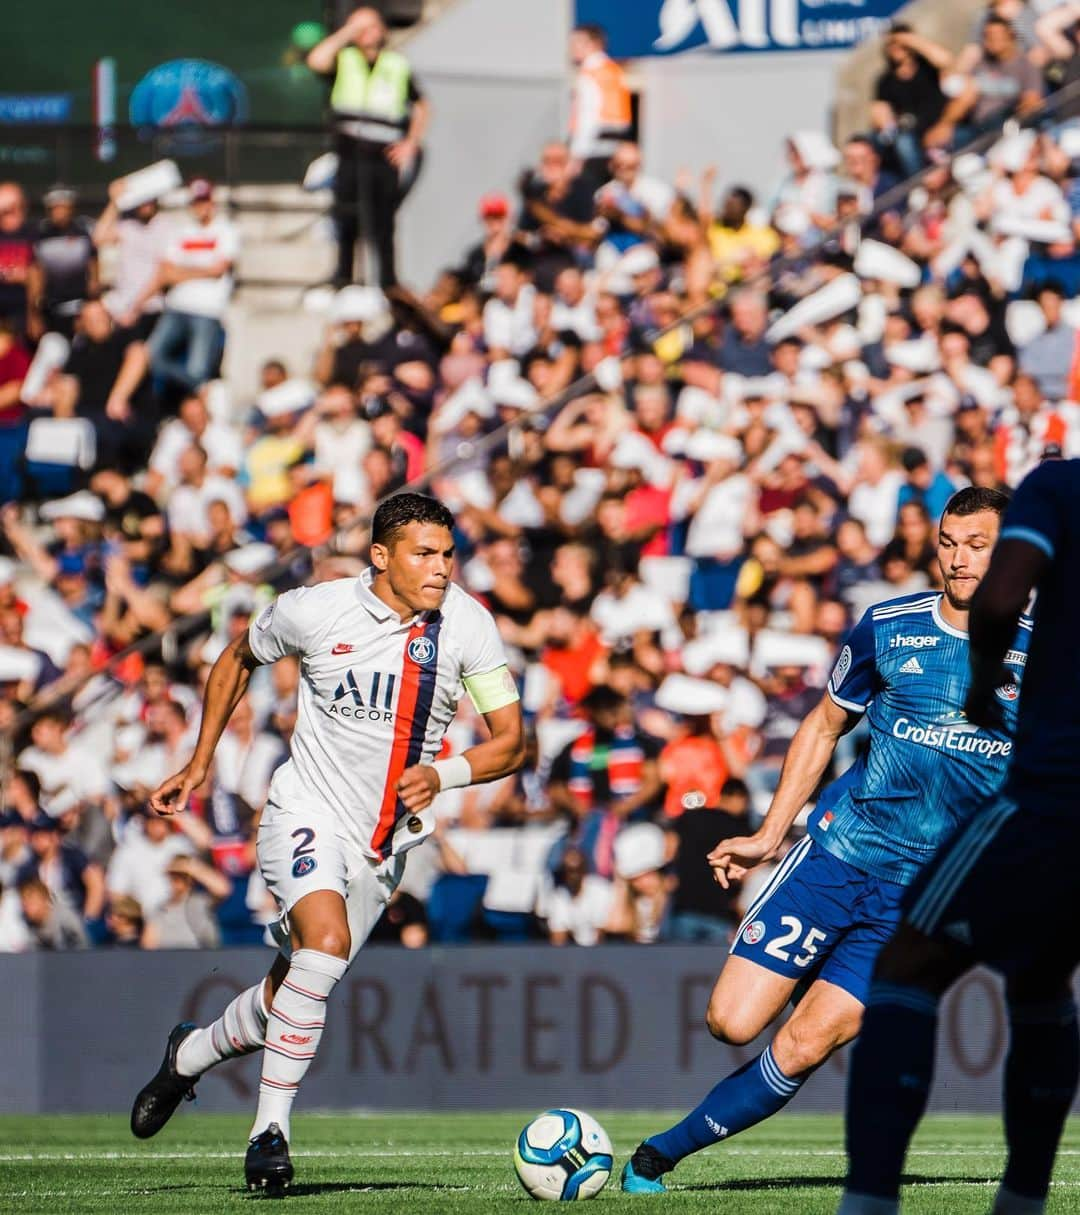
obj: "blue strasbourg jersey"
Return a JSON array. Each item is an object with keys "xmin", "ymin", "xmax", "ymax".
[
  {"xmin": 810, "ymin": 591, "xmax": 1031, "ymax": 884},
  {"xmin": 998, "ymin": 459, "xmax": 1080, "ymax": 815}
]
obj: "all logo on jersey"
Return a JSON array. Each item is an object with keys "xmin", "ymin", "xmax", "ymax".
[
  {"xmin": 329, "ymin": 669, "xmax": 397, "ymax": 721},
  {"xmin": 407, "ymin": 636, "xmax": 436, "ymax": 666},
  {"xmin": 899, "ymin": 657, "xmax": 924, "ymax": 675}
]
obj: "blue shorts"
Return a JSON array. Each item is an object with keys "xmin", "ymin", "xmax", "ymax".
[
  {"xmin": 907, "ymin": 794, "xmax": 1080, "ymax": 980},
  {"xmin": 730, "ymin": 836, "xmax": 906, "ymax": 1005}
]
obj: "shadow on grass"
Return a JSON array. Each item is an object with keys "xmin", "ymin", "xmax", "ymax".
[
  {"xmin": 249, "ymin": 1181, "xmax": 470, "ymax": 1198},
  {"xmin": 680, "ymin": 1173, "xmax": 996, "ymax": 1193}
]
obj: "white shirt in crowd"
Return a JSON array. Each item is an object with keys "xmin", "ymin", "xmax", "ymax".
[
  {"xmin": 590, "ymin": 581, "xmax": 680, "ymax": 647},
  {"xmin": 989, "ymin": 176, "xmax": 1070, "ymax": 226},
  {"xmin": 313, "ymin": 418, "xmax": 372, "ymax": 482},
  {"xmin": 105, "ymin": 826, "xmax": 195, "ymax": 917},
  {"xmin": 18, "ymin": 743, "xmax": 109, "ymax": 814},
  {"xmin": 167, "ymin": 475, "xmax": 248, "ymax": 535},
  {"xmin": 483, "ymin": 284, "xmax": 537, "ymax": 357},
  {"xmin": 164, "ymin": 217, "xmax": 240, "ymax": 319},
  {"xmin": 543, "ymin": 875, "xmax": 615, "ymax": 947},
  {"xmin": 674, "ymin": 472, "xmax": 755, "ymax": 559},
  {"xmin": 848, "ymin": 470, "xmax": 906, "ymax": 548},
  {"xmin": 150, "ymin": 419, "xmax": 244, "ymax": 488},
  {"xmin": 248, "ymin": 570, "xmax": 515, "ymax": 860},
  {"xmin": 215, "ymin": 730, "xmax": 286, "ymax": 812},
  {"xmin": 105, "ymin": 213, "xmax": 174, "ymax": 319}
]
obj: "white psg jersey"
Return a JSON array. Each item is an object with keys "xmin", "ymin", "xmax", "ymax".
[{"xmin": 248, "ymin": 570, "xmax": 512, "ymax": 860}]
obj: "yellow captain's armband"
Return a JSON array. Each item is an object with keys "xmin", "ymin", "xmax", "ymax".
[{"xmin": 463, "ymin": 665, "xmax": 520, "ymax": 713}]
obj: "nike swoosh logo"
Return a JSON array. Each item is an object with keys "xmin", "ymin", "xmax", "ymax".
[{"xmin": 331, "ymin": 643, "xmax": 355, "ymax": 655}]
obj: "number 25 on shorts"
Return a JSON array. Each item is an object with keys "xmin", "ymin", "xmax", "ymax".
[
  {"xmin": 760, "ymin": 916, "xmax": 826, "ymax": 968},
  {"xmin": 291, "ymin": 827, "xmax": 318, "ymax": 879}
]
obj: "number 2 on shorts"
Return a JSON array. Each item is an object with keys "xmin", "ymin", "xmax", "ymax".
[
  {"xmin": 764, "ymin": 915, "xmax": 827, "ymax": 968},
  {"xmin": 291, "ymin": 827, "xmax": 316, "ymax": 859}
]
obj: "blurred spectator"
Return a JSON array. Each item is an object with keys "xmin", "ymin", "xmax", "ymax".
[
  {"xmin": 16, "ymin": 812, "xmax": 104, "ymax": 925},
  {"xmin": 544, "ymin": 844, "xmax": 614, "ymax": 946},
  {"xmin": 142, "ymin": 854, "xmax": 231, "ymax": 949},
  {"xmin": 144, "ymin": 179, "xmax": 238, "ymax": 392},
  {"xmin": 459, "ymin": 193, "xmax": 514, "ymax": 292},
  {"xmin": 606, "ymin": 822, "xmax": 670, "ymax": 944},
  {"xmin": 103, "ymin": 894, "xmax": 144, "ymax": 947},
  {"xmin": 666, "ymin": 778, "xmax": 751, "ymax": 943},
  {"xmin": 517, "ymin": 141, "xmax": 598, "ymax": 291},
  {"xmin": 872, "ymin": 25, "xmax": 952, "ymax": 178},
  {"xmin": 1018, "ymin": 281, "xmax": 1075, "ymax": 400},
  {"xmin": 307, "ymin": 5, "xmax": 428, "ymax": 288},
  {"xmin": 930, "ymin": 14, "xmax": 1044, "ymax": 147},
  {"xmin": 105, "ymin": 808, "xmax": 203, "ymax": 918},
  {"xmin": 94, "ymin": 174, "xmax": 174, "ymax": 335},
  {"xmin": 31, "ymin": 185, "xmax": 97, "ymax": 338},
  {"xmin": 15, "ymin": 875, "xmax": 87, "ymax": 949},
  {"xmin": 568, "ymin": 23, "xmax": 632, "ymax": 192},
  {"xmin": 0, "ymin": 182, "xmax": 36, "ymax": 336},
  {"xmin": 52, "ymin": 298, "xmax": 156, "ymax": 472}
]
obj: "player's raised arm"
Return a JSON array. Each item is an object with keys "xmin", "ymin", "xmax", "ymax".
[
  {"xmin": 149, "ymin": 632, "xmax": 261, "ymax": 816},
  {"xmin": 709, "ymin": 691, "xmax": 852, "ymax": 888}
]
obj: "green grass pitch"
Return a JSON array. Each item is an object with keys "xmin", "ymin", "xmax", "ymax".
[{"xmin": 4, "ymin": 1113, "xmax": 1080, "ymax": 1213}]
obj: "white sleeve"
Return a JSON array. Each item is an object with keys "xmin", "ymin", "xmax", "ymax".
[
  {"xmin": 570, "ymin": 74, "xmax": 602, "ymax": 160},
  {"xmin": 217, "ymin": 222, "xmax": 240, "ymax": 263},
  {"xmin": 247, "ymin": 587, "xmax": 312, "ymax": 665},
  {"xmin": 460, "ymin": 601, "xmax": 511, "ymax": 678},
  {"xmin": 483, "ymin": 299, "xmax": 513, "ymax": 351}
]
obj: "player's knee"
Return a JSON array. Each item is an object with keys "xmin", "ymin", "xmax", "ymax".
[
  {"xmin": 306, "ymin": 928, "xmax": 351, "ymax": 960},
  {"xmin": 705, "ymin": 1002, "xmax": 761, "ymax": 1046}
]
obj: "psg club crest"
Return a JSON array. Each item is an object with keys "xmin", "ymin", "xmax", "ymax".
[
  {"xmin": 129, "ymin": 59, "xmax": 248, "ymax": 153},
  {"xmin": 292, "ymin": 855, "xmax": 318, "ymax": 878},
  {"xmin": 407, "ymin": 636, "xmax": 436, "ymax": 666}
]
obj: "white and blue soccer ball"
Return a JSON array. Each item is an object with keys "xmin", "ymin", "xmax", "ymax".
[{"xmin": 513, "ymin": 1108, "xmax": 613, "ymax": 1201}]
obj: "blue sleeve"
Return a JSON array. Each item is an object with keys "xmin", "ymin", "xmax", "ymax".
[
  {"xmin": 1000, "ymin": 463, "xmax": 1063, "ymax": 560},
  {"xmin": 827, "ymin": 609, "xmax": 878, "ymax": 714}
]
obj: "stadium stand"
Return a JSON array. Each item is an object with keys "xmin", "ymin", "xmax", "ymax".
[{"xmin": 1, "ymin": 7, "xmax": 1079, "ymax": 954}]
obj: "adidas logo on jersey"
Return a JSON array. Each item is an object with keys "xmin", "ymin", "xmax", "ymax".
[{"xmin": 899, "ymin": 657, "xmax": 924, "ymax": 675}]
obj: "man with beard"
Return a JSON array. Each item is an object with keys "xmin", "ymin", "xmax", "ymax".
[{"xmin": 622, "ymin": 487, "xmax": 1029, "ymax": 1194}]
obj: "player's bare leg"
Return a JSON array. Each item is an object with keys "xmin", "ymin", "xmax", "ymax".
[
  {"xmin": 244, "ymin": 889, "xmax": 352, "ymax": 1195},
  {"xmin": 625, "ymin": 963, "xmax": 860, "ymax": 1193}
]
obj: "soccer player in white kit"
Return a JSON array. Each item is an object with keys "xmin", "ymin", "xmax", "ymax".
[{"xmin": 130, "ymin": 494, "xmax": 524, "ymax": 1193}]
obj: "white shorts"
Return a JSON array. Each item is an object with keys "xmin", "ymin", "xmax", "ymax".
[{"xmin": 258, "ymin": 802, "xmax": 405, "ymax": 963}]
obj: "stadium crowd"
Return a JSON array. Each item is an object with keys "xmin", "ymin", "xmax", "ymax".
[{"xmin": 1, "ymin": 3, "xmax": 1079, "ymax": 953}]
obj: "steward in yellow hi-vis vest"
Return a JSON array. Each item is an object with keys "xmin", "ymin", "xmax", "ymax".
[{"xmin": 307, "ymin": 6, "xmax": 429, "ymax": 289}]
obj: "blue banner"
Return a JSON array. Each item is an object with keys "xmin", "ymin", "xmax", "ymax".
[{"xmin": 574, "ymin": 0, "xmax": 908, "ymax": 58}]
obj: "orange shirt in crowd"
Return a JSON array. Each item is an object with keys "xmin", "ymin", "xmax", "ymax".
[
  {"xmin": 659, "ymin": 733, "xmax": 730, "ymax": 819},
  {"xmin": 542, "ymin": 628, "xmax": 606, "ymax": 705}
]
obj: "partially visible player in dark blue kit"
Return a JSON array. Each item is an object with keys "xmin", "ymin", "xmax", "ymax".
[{"xmin": 838, "ymin": 458, "xmax": 1080, "ymax": 1215}]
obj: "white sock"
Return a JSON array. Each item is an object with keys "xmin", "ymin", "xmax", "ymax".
[
  {"xmin": 249, "ymin": 949, "xmax": 348, "ymax": 1142},
  {"xmin": 992, "ymin": 1188, "xmax": 1046, "ymax": 1215},
  {"xmin": 835, "ymin": 1194, "xmax": 900, "ymax": 1215},
  {"xmin": 176, "ymin": 980, "xmax": 269, "ymax": 1079}
]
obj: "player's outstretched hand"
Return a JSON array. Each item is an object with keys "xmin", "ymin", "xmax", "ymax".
[
  {"xmin": 708, "ymin": 834, "xmax": 775, "ymax": 889},
  {"xmin": 149, "ymin": 762, "xmax": 206, "ymax": 817},
  {"xmin": 396, "ymin": 764, "xmax": 440, "ymax": 813}
]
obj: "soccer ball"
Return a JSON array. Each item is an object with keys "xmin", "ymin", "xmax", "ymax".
[{"xmin": 513, "ymin": 1108, "xmax": 613, "ymax": 1201}]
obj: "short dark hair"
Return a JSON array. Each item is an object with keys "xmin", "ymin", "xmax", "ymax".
[
  {"xmin": 985, "ymin": 14, "xmax": 1014, "ymax": 34},
  {"xmin": 580, "ymin": 684, "xmax": 626, "ymax": 718},
  {"xmin": 720, "ymin": 777, "xmax": 750, "ymax": 802},
  {"xmin": 728, "ymin": 185, "xmax": 754, "ymax": 209},
  {"xmin": 13, "ymin": 768, "xmax": 41, "ymax": 802},
  {"xmin": 942, "ymin": 486, "xmax": 1010, "ymax": 518},
  {"xmin": 371, "ymin": 493, "xmax": 454, "ymax": 548},
  {"xmin": 574, "ymin": 23, "xmax": 607, "ymax": 47}
]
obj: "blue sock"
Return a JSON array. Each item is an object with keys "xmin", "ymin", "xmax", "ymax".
[
  {"xmin": 844, "ymin": 982, "xmax": 939, "ymax": 1202},
  {"xmin": 645, "ymin": 1044, "xmax": 805, "ymax": 1165},
  {"xmin": 1001, "ymin": 997, "xmax": 1079, "ymax": 1202}
]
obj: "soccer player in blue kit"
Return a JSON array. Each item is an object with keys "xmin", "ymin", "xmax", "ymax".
[
  {"xmin": 622, "ymin": 486, "xmax": 1029, "ymax": 1193},
  {"xmin": 837, "ymin": 460, "xmax": 1080, "ymax": 1215}
]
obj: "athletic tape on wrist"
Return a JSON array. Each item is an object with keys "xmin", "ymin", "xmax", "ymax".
[{"xmin": 431, "ymin": 754, "xmax": 472, "ymax": 791}]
